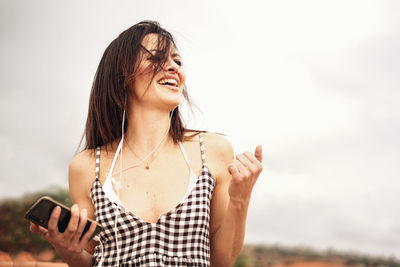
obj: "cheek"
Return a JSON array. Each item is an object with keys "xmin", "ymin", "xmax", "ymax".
[
  {"xmin": 137, "ymin": 62, "xmax": 153, "ymax": 76},
  {"xmin": 132, "ymin": 74, "xmax": 153, "ymax": 97},
  {"xmin": 136, "ymin": 63, "xmax": 155, "ymax": 84}
]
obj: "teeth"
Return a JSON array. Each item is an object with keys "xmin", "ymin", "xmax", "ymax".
[{"xmin": 158, "ymin": 78, "xmax": 178, "ymax": 87}]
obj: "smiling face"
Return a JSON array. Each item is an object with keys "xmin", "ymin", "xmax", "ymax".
[{"xmin": 132, "ymin": 33, "xmax": 186, "ymax": 111}]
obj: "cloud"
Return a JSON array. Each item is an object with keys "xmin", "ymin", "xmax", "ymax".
[
  {"xmin": 0, "ymin": 0, "xmax": 399, "ymax": 258},
  {"xmin": 246, "ymin": 194, "xmax": 400, "ymax": 256}
]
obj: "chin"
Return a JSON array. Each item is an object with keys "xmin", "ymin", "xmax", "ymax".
[
  {"xmin": 155, "ymin": 85, "xmax": 183, "ymax": 108},
  {"xmin": 164, "ymin": 96, "xmax": 182, "ymax": 111}
]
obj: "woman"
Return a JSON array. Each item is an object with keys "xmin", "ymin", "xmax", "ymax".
[{"xmin": 30, "ymin": 20, "xmax": 263, "ymax": 266}]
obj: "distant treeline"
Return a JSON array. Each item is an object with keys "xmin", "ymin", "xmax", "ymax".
[
  {"xmin": 1, "ymin": 187, "xmax": 399, "ymax": 267},
  {"xmin": 235, "ymin": 244, "xmax": 400, "ymax": 267},
  {"xmin": 0, "ymin": 186, "xmax": 71, "ymax": 256}
]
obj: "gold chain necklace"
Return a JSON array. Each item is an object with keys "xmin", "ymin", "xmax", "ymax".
[
  {"xmin": 126, "ymin": 141, "xmax": 155, "ymax": 170},
  {"xmin": 114, "ymin": 121, "xmax": 171, "ymax": 174}
]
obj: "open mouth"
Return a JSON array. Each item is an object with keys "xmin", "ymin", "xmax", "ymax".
[{"xmin": 157, "ymin": 78, "xmax": 179, "ymax": 89}]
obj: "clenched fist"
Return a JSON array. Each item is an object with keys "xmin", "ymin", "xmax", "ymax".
[{"xmin": 227, "ymin": 145, "xmax": 263, "ymax": 204}]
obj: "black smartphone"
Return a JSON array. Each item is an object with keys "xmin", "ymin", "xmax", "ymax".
[{"xmin": 25, "ymin": 196, "xmax": 102, "ymax": 240}]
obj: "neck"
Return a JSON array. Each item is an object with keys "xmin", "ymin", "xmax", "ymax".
[{"xmin": 124, "ymin": 105, "xmax": 174, "ymax": 156}]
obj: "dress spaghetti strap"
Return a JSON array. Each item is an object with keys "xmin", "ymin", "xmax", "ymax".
[
  {"xmin": 95, "ymin": 146, "xmax": 101, "ymax": 180},
  {"xmin": 198, "ymin": 133, "xmax": 207, "ymax": 167}
]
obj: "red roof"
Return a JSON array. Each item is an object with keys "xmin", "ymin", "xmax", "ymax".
[{"xmin": 0, "ymin": 251, "xmax": 68, "ymax": 267}]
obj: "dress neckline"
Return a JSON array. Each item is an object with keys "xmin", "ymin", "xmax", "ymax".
[
  {"xmin": 96, "ymin": 140, "xmax": 205, "ymax": 225},
  {"xmin": 94, "ymin": 169, "xmax": 208, "ymax": 225}
]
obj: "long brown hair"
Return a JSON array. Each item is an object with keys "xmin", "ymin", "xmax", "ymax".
[{"xmin": 82, "ymin": 20, "xmax": 200, "ymax": 151}]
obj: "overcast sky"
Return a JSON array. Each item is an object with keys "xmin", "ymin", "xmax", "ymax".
[{"xmin": 1, "ymin": 0, "xmax": 399, "ymax": 258}]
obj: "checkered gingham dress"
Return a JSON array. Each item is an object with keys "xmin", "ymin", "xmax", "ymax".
[{"xmin": 90, "ymin": 133, "xmax": 215, "ymax": 266}]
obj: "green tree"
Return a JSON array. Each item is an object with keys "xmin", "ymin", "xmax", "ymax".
[
  {"xmin": 0, "ymin": 186, "xmax": 71, "ymax": 255},
  {"xmin": 234, "ymin": 254, "xmax": 250, "ymax": 267}
]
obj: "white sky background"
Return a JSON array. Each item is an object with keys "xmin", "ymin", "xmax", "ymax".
[{"xmin": 1, "ymin": 0, "xmax": 399, "ymax": 258}]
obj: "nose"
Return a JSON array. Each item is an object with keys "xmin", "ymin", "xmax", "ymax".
[{"xmin": 164, "ymin": 57, "xmax": 179, "ymax": 73}]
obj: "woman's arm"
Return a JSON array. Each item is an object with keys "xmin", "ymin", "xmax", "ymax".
[
  {"xmin": 68, "ymin": 149, "xmax": 100, "ymax": 255},
  {"xmin": 205, "ymin": 133, "xmax": 263, "ymax": 266},
  {"xmin": 30, "ymin": 150, "xmax": 98, "ymax": 267}
]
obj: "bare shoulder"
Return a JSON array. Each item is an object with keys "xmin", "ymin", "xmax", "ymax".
[
  {"xmin": 69, "ymin": 149, "xmax": 96, "ymax": 182},
  {"xmin": 202, "ymin": 132, "xmax": 234, "ymax": 179},
  {"xmin": 68, "ymin": 149, "xmax": 97, "ymax": 203},
  {"xmin": 69, "ymin": 149, "xmax": 98, "ymax": 253},
  {"xmin": 202, "ymin": 132, "xmax": 234, "ymax": 159}
]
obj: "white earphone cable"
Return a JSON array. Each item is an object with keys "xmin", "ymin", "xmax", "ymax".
[
  {"xmin": 113, "ymin": 108, "xmax": 126, "ymax": 266},
  {"xmin": 111, "ymin": 107, "xmax": 174, "ymax": 266}
]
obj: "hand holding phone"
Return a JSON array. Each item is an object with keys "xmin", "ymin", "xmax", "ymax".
[{"xmin": 26, "ymin": 196, "xmax": 101, "ymax": 254}]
